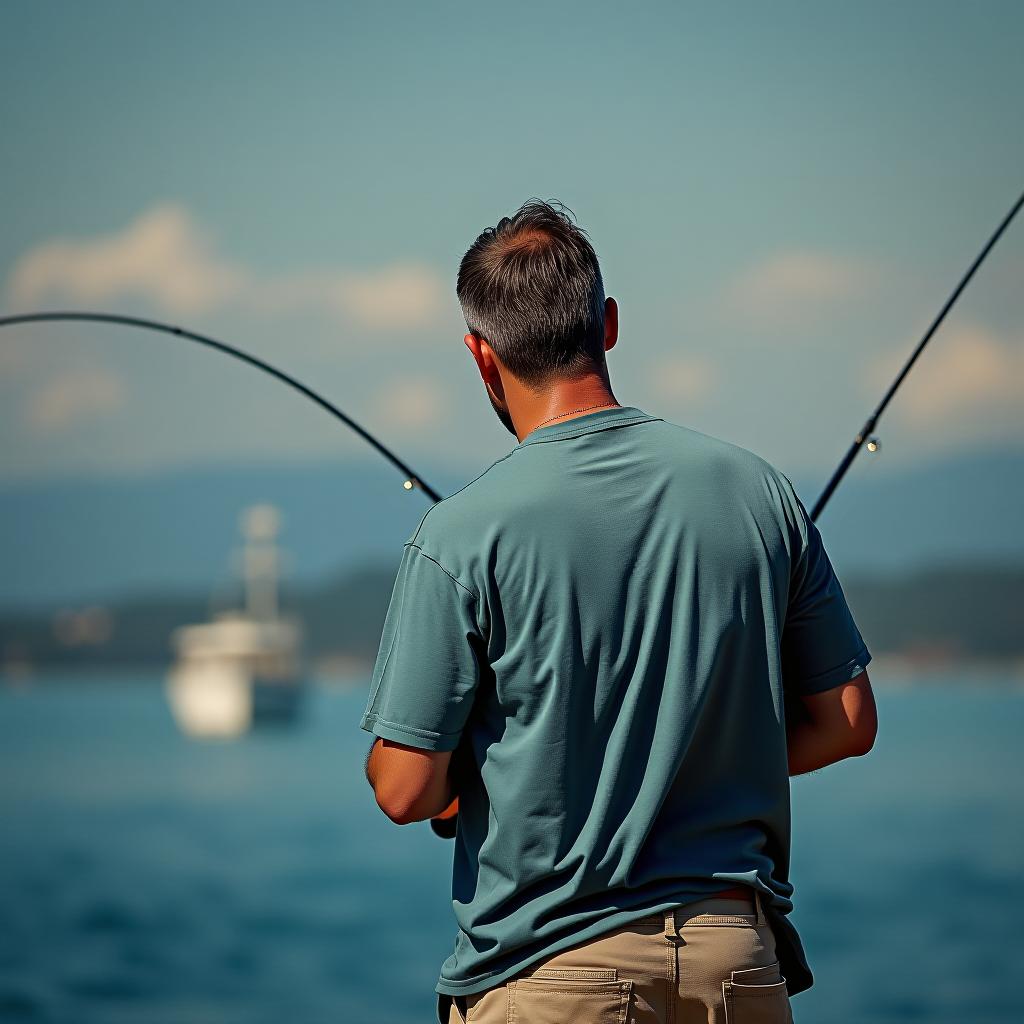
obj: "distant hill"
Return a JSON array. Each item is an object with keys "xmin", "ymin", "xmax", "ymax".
[
  {"xmin": 792, "ymin": 445, "xmax": 1024, "ymax": 577},
  {"xmin": 2, "ymin": 561, "xmax": 1022, "ymax": 675},
  {"xmin": 0, "ymin": 456, "xmax": 467, "ymax": 611},
  {"xmin": 843, "ymin": 564, "xmax": 1024, "ymax": 663},
  {"xmin": 1, "ymin": 443, "xmax": 1022, "ymax": 610}
]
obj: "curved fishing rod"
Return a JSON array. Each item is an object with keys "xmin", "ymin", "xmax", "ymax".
[
  {"xmin": 0, "ymin": 310, "xmax": 444, "ymax": 504},
  {"xmin": 811, "ymin": 187, "xmax": 1024, "ymax": 522}
]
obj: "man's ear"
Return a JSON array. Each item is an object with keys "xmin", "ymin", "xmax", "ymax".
[
  {"xmin": 604, "ymin": 297, "xmax": 619, "ymax": 353},
  {"xmin": 464, "ymin": 333, "xmax": 504, "ymax": 395},
  {"xmin": 464, "ymin": 332, "xmax": 485, "ymax": 375}
]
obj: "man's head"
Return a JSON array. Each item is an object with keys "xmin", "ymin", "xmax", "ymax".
[{"xmin": 457, "ymin": 199, "xmax": 618, "ymax": 437}]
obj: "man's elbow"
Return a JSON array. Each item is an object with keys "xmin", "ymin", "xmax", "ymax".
[
  {"xmin": 801, "ymin": 670, "xmax": 879, "ymax": 761},
  {"xmin": 844, "ymin": 715, "xmax": 878, "ymax": 757},
  {"xmin": 365, "ymin": 737, "xmax": 452, "ymax": 824},
  {"xmin": 380, "ymin": 803, "xmax": 420, "ymax": 826},
  {"xmin": 373, "ymin": 786, "xmax": 421, "ymax": 825},
  {"xmin": 373, "ymin": 782, "xmax": 438, "ymax": 825}
]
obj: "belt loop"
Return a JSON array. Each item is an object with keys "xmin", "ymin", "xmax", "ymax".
[
  {"xmin": 754, "ymin": 889, "xmax": 766, "ymax": 927},
  {"xmin": 664, "ymin": 906, "xmax": 679, "ymax": 940}
]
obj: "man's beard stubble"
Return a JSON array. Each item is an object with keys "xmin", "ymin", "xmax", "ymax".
[{"xmin": 487, "ymin": 387, "xmax": 518, "ymax": 439}]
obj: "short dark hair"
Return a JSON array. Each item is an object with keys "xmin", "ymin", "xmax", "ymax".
[{"xmin": 456, "ymin": 199, "xmax": 607, "ymax": 387}]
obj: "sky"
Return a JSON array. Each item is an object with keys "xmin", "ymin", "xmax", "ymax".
[{"xmin": 1, "ymin": 0, "xmax": 1022, "ymax": 489}]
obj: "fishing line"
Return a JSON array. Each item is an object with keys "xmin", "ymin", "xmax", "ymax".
[
  {"xmin": 0, "ymin": 310, "xmax": 444, "ymax": 503},
  {"xmin": 7, "ymin": 183, "xmax": 1020, "ymax": 522},
  {"xmin": 811, "ymin": 187, "xmax": 1024, "ymax": 522},
  {"xmin": 3, "ymin": 188, "xmax": 1022, "ymax": 840}
]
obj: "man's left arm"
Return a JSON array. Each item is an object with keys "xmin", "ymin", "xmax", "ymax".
[
  {"xmin": 359, "ymin": 540, "xmax": 484, "ymax": 825},
  {"xmin": 364, "ymin": 737, "xmax": 455, "ymax": 824}
]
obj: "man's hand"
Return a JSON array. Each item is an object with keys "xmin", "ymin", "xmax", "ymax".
[
  {"xmin": 365, "ymin": 737, "xmax": 456, "ymax": 825},
  {"xmin": 786, "ymin": 669, "xmax": 877, "ymax": 776}
]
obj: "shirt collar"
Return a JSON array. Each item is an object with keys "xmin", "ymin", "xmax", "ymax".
[{"xmin": 514, "ymin": 404, "xmax": 662, "ymax": 448}]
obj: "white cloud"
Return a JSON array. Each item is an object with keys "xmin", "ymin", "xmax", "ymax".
[
  {"xmin": 8, "ymin": 204, "xmax": 245, "ymax": 315},
  {"xmin": 720, "ymin": 248, "xmax": 875, "ymax": 332},
  {"xmin": 374, "ymin": 375, "xmax": 449, "ymax": 431},
  {"xmin": 332, "ymin": 264, "xmax": 444, "ymax": 330},
  {"xmin": 647, "ymin": 354, "xmax": 716, "ymax": 405},
  {"xmin": 26, "ymin": 367, "xmax": 127, "ymax": 433},
  {"xmin": 6, "ymin": 203, "xmax": 446, "ymax": 331},
  {"xmin": 866, "ymin": 323, "xmax": 1024, "ymax": 426}
]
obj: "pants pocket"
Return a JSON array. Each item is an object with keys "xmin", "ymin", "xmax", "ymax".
[
  {"xmin": 462, "ymin": 985, "xmax": 507, "ymax": 1023},
  {"xmin": 722, "ymin": 962, "xmax": 792, "ymax": 1024},
  {"xmin": 509, "ymin": 973, "xmax": 633, "ymax": 1024}
]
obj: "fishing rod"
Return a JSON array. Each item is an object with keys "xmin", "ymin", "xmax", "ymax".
[
  {"xmin": 8, "ymin": 178, "xmax": 1019, "ymax": 523},
  {"xmin": 3, "ymin": 188, "xmax": 1021, "ymax": 839},
  {"xmin": 0, "ymin": 310, "xmax": 444, "ymax": 503},
  {"xmin": 810, "ymin": 187, "xmax": 1024, "ymax": 522}
]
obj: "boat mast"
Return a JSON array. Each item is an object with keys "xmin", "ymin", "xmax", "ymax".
[{"xmin": 241, "ymin": 505, "xmax": 282, "ymax": 622}]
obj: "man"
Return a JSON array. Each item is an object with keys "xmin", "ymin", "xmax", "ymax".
[{"xmin": 361, "ymin": 199, "xmax": 877, "ymax": 1024}]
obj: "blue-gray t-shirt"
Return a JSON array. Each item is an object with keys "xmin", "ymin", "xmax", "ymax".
[{"xmin": 359, "ymin": 404, "xmax": 871, "ymax": 1016}]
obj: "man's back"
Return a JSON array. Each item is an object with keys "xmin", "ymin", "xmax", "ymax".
[{"xmin": 360, "ymin": 403, "xmax": 872, "ymax": 1001}]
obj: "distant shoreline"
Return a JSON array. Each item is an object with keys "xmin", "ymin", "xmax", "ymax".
[
  {"xmin": 3, "ymin": 657, "xmax": 1023, "ymax": 691},
  {"xmin": 866, "ymin": 654, "xmax": 1024, "ymax": 688}
]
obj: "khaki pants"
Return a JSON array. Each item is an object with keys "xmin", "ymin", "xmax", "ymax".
[{"xmin": 445, "ymin": 890, "xmax": 793, "ymax": 1024}]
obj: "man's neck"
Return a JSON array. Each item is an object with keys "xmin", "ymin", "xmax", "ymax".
[{"xmin": 510, "ymin": 372, "xmax": 620, "ymax": 442}]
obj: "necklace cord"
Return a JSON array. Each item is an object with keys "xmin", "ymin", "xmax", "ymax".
[{"xmin": 532, "ymin": 401, "xmax": 622, "ymax": 430}]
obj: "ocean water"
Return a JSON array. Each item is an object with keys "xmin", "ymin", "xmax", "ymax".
[{"xmin": 0, "ymin": 674, "xmax": 1021, "ymax": 1024}]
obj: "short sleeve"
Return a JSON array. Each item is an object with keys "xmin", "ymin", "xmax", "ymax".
[
  {"xmin": 360, "ymin": 542, "xmax": 485, "ymax": 752},
  {"xmin": 779, "ymin": 481, "xmax": 872, "ymax": 696}
]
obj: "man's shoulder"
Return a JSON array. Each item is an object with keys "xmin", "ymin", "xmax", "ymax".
[
  {"xmin": 652, "ymin": 419, "xmax": 807, "ymax": 531},
  {"xmin": 656, "ymin": 417, "xmax": 786, "ymax": 482},
  {"xmin": 405, "ymin": 420, "xmax": 798, "ymax": 555},
  {"xmin": 406, "ymin": 449, "xmax": 520, "ymax": 553}
]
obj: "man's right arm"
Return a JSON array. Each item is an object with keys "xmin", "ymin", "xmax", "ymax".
[
  {"xmin": 775, "ymin": 472, "xmax": 877, "ymax": 776},
  {"xmin": 786, "ymin": 669, "xmax": 877, "ymax": 776}
]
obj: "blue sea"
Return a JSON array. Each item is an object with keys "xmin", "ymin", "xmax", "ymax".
[{"xmin": 1, "ymin": 674, "xmax": 1022, "ymax": 1024}]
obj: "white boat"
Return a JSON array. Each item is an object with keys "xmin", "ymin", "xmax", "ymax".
[{"xmin": 166, "ymin": 505, "xmax": 306, "ymax": 738}]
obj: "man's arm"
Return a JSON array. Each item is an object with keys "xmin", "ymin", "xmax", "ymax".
[
  {"xmin": 364, "ymin": 737, "xmax": 456, "ymax": 825},
  {"xmin": 774, "ymin": 471, "xmax": 876, "ymax": 776},
  {"xmin": 358, "ymin": 539, "xmax": 484, "ymax": 825},
  {"xmin": 786, "ymin": 669, "xmax": 877, "ymax": 776}
]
